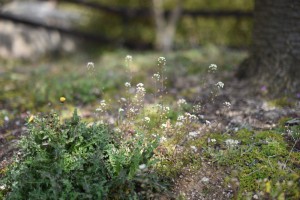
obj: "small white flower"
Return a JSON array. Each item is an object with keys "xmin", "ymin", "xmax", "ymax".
[
  {"xmin": 223, "ymin": 102, "xmax": 231, "ymax": 107},
  {"xmin": 187, "ymin": 113, "xmax": 198, "ymax": 121},
  {"xmin": 137, "ymin": 83, "xmax": 144, "ymax": 87},
  {"xmin": 125, "ymin": 55, "xmax": 132, "ymax": 62},
  {"xmin": 193, "ymin": 104, "xmax": 202, "ymax": 112},
  {"xmin": 211, "ymin": 139, "xmax": 216, "ymax": 143},
  {"xmin": 205, "ymin": 120, "xmax": 211, "ymax": 125},
  {"xmin": 225, "ymin": 139, "xmax": 239, "ymax": 147},
  {"xmin": 144, "ymin": 117, "xmax": 150, "ymax": 123},
  {"xmin": 136, "ymin": 86, "xmax": 145, "ymax": 93},
  {"xmin": 191, "ymin": 146, "xmax": 198, "ymax": 152},
  {"xmin": 216, "ymin": 82, "xmax": 224, "ymax": 89},
  {"xmin": 177, "ymin": 115, "xmax": 186, "ymax": 121},
  {"xmin": 136, "ymin": 83, "xmax": 146, "ymax": 95},
  {"xmin": 209, "ymin": 64, "xmax": 217, "ymax": 71},
  {"xmin": 161, "ymin": 123, "xmax": 167, "ymax": 129},
  {"xmin": 129, "ymin": 108, "xmax": 136, "ymax": 113},
  {"xmin": 4, "ymin": 116, "xmax": 9, "ymax": 122},
  {"xmin": 114, "ymin": 128, "xmax": 121, "ymax": 132},
  {"xmin": 189, "ymin": 131, "xmax": 199, "ymax": 138},
  {"xmin": 87, "ymin": 62, "xmax": 94, "ymax": 70},
  {"xmin": 118, "ymin": 108, "xmax": 124, "ymax": 112},
  {"xmin": 177, "ymin": 99, "xmax": 187, "ymax": 106},
  {"xmin": 164, "ymin": 106, "xmax": 170, "ymax": 112},
  {"xmin": 152, "ymin": 73, "xmax": 160, "ymax": 80},
  {"xmin": 125, "ymin": 82, "xmax": 131, "ymax": 87},
  {"xmin": 157, "ymin": 57, "xmax": 166, "ymax": 67},
  {"xmin": 100, "ymin": 100, "xmax": 106, "ymax": 107},
  {"xmin": 0, "ymin": 184, "xmax": 6, "ymax": 190},
  {"xmin": 160, "ymin": 136, "xmax": 167, "ymax": 143},
  {"xmin": 139, "ymin": 164, "xmax": 147, "ymax": 170}
]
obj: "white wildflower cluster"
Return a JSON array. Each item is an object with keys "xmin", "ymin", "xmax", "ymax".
[
  {"xmin": 186, "ymin": 112, "xmax": 198, "ymax": 121},
  {"xmin": 188, "ymin": 131, "xmax": 199, "ymax": 138},
  {"xmin": 136, "ymin": 83, "xmax": 145, "ymax": 93},
  {"xmin": 144, "ymin": 116, "xmax": 151, "ymax": 123},
  {"xmin": 177, "ymin": 115, "xmax": 186, "ymax": 121},
  {"xmin": 164, "ymin": 106, "xmax": 170, "ymax": 112},
  {"xmin": 157, "ymin": 57, "xmax": 166, "ymax": 67},
  {"xmin": 193, "ymin": 104, "xmax": 202, "ymax": 112},
  {"xmin": 223, "ymin": 101, "xmax": 231, "ymax": 108},
  {"xmin": 287, "ymin": 129, "xmax": 300, "ymax": 139},
  {"xmin": 216, "ymin": 81, "xmax": 224, "ymax": 89},
  {"xmin": 190, "ymin": 145, "xmax": 198, "ymax": 152},
  {"xmin": 177, "ymin": 98, "xmax": 187, "ymax": 106},
  {"xmin": 129, "ymin": 107, "xmax": 138, "ymax": 113},
  {"xmin": 125, "ymin": 82, "xmax": 131, "ymax": 88},
  {"xmin": 160, "ymin": 136, "xmax": 167, "ymax": 143},
  {"xmin": 177, "ymin": 112, "xmax": 198, "ymax": 122},
  {"xmin": 208, "ymin": 64, "xmax": 217, "ymax": 72},
  {"xmin": 114, "ymin": 127, "xmax": 121, "ymax": 133},
  {"xmin": 87, "ymin": 62, "xmax": 94, "ymax": 70},
  {"xmin": 152, "ymin": 73, "xmax": 160, "ymax": 81},
  {"xmin": 208, "ymin": 138, "xmax": 216, "ymax": 143},
  {"xmin": 100, "ymin": 100, "xmax": 106, "ymax": 107},
  {"xmin": 225, "ymin": 139, "xmax": 239, "ymax": 147},
  {"xmin": 96, "ymin": 100, "xmax": 107, "ymax": 112},
  {"xmin": 4, "ymin": 116, "xmax": 9, "ymax": 122},
  {"xmin": 176, "ymin": 112, "xmax": 198, "ymax": 126},
  {"xmin": 0, "ymin": 184, "xmax": 6, "ymax": 190},
  {"xmin": 125, "ymin": 55, "xmax": 132, "ymax": 62},
  {"xmin": 156, "ymin": 104, "xmax": 170, "ymax": 113},
  {"xmin": 175, "ymin": 115, "xmax": 184, "ymax": 127}
]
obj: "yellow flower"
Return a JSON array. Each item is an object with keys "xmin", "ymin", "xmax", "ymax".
[
  {"xmin": 265, "ymin": 181, "xmax": 271, "ymax": 193},
  {"xmin": 28, "ymin": 115, "xmax": 34, "ymax": 123},
  {"xmin": 60, "ymin": 97, "xmax": 66, "ymax": 103}
]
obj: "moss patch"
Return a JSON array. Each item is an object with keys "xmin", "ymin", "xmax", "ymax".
[{"xmin": 201, "ymin": 128, "xmax": 300, "ymax": 199}]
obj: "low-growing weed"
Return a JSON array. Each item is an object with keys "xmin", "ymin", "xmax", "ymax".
[{"xmin": 0, "ymin": 110, "xmax": 166, "ymax": 199}]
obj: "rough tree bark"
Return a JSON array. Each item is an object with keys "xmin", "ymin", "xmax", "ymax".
[
  {"xmin": 152, "ymin": 0, "xmax": 182, "ymax": 52},
  {"xmin": 237, "ymin": 0, "xmax": 300, "ymax": 96}
]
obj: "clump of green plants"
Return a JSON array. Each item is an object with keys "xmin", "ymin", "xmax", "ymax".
[
  {"xmin": 202, "ymin": 127, "xmax": 300, "ymax": 199},
  {"xmin": 0, "ymin": 55, "xmax": 234, "ymax": 199},
  {"xmin": 0, "ymin": 110, "xmax": 166, "ymax": 199}
]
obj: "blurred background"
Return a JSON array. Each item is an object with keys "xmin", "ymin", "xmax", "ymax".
[
  {"xmin": 0, "ymin": 0, "xmax": 253, "ymax": 59},
  {"xmin": 0, "ymin": 0, "xmax": 254, "ymax": 119}
]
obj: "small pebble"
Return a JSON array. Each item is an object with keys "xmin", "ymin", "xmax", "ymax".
[{"xmin": 201, "ymin": 177, "xmax": 209, "ymax": 182}]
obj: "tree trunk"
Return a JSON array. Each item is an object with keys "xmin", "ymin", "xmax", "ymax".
[
  {"xmin": 237, "ymin": 0, "xmax": 300, "ymax": 96},
  {"xmin": 152, "ymin": 0, "xmax": 182, "ymax": 52}
]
